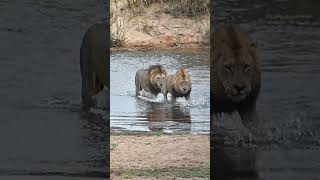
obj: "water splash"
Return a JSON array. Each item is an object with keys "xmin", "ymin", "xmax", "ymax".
[
  {"xmin": 137, "ymin": 89, "xmax": 166, "ymax": 103},
  {"xmin": 92, "ymin": 86, "xmax": 109, "ymax": 110}
]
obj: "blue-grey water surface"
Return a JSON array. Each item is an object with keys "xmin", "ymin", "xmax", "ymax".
[
  {"xmin": 0, "ymin": 0, "xmax": 108, "ymax": 179},
  {"xmin": 212, "ymin": 0, "xmax": 320, "ymax": 179},
  {"xmin": 111, "ymin": 50, "xmax": 210, "ymax": 134}
]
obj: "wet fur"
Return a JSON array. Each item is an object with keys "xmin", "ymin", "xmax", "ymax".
[
  {"xmin": 135, "ymin": 65, "xmax": 167, "ymax": 96},
  {"xmin": 166, "ymin": 69, "xmax": 192, "ymax": 101},
  {"xmin": 80, "ymin": 23, "xmax": 109, "ymax": 110},
  {"xmin": 211, "ymin": 24, "xmax": 261, "ymax": 126}
]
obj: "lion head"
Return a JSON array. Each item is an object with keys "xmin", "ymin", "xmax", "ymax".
[
  {"xmin": 172, "ymin": 69, "xmax": 192, "ymax": 96},
  {"xmin": 211, "ymin": 25, "xmax": 261, "ymax": 109},
  {"xmin": 148, "ymin": 65, "xmax": 167, "ymax": 94}
]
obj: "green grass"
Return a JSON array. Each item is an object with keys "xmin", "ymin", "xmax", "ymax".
[
  {"xmin": 122, "ymin": 167, "xmax": 210, "ymax": 178},
  {"xmin": 111, "ymin": 143, "xmax": 119, "ymax": 150}
]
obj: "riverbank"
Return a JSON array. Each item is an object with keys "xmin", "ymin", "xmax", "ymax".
[
  {"xmin": 110, "ymin": 133, "xmax": 210, "ymax": 179},
  {"xmin": 111, "ymin": 1, "xmax": 209, "ymax": 51}
]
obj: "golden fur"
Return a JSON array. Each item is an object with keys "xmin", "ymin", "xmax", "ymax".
[
  {"xmin": 166, "ymin": 69, "xmax": 192, "ymax": 101},
  {"xmin": 135, "ymin": 65, "xmax": 168, "ymax": 96},
  {"xmin": 80, "ymin": 23, "xmax": 109, "ymax": 110},
  {"xmin": 211, "ymin": 24, "xmax": 261, "ymax": 125}
]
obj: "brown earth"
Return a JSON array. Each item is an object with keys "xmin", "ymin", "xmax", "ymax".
[
  {"xmin": 111, "ymin": 2, "xmax": 209, "ymax": 51},
  {"xmin": 110, "ymin": 134, "xmax": 210, "ymax": 179}
]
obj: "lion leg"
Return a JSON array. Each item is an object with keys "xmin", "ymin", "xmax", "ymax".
[
  {"xmin": 238, "ymin": 102, "xmax": 259, "ymax": 128},
  {"xmin": 81, "ymin": 71, "xmax": 95, "ymax": 110},
  {"xmin": 80, "ymin": 37, "xmax": 95, "ymax": 110},
  {"xmin": 135, "ymin": 75, "xmax": 141, "ymax": 96},
  {"xmin": 93, "ymin": 72, "xmax": 104, "ymax": 94},
  {"xmin": 185, "ymin": 94, "xmax": 191, "ymax": 104}
]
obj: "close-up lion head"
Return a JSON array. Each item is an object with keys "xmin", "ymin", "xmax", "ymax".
[
  {"xmin": 172, "ymin": 69, "xmax": 192, "ymax": 97},
  {"xmin": 148, "ymin": 65, "xmax": 167, "ymax": 94},
  {"xmin": 211, "ymin": 24, "xmax": 261, "ymax": 114}
]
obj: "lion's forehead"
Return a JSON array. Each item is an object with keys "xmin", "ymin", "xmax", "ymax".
[
  {"xmin": 222, "ymin": 49, "xmax": 254, "ymax": 63},
  {"xmin": 176, "ymin": 76, "xmax": 191, "ymax": 82}
]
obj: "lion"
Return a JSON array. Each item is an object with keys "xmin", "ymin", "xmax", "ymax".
[
  {"xmin": 166, "ymin": 69, "xmax": 192, "ymax": 102},
  {"xmin": 135, "ymin": 65, "xmax": 167, "ymax": 98},
  {"xmin": 211, "ymin": 24, "xmax": 261, "ymax": 126},
  {"xmin": 80, "ymin": 23, "xmax": 109, "ymax": 110}
]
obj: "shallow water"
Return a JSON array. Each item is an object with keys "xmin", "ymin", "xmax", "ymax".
[
  {"xmin": 110, "ymin": 50, "xmax": 210, "ymax": 134},
  {"xmin": 0, "ymin": 0, "xmax": 108, "ymax": 179},
  {"xmin": 212, "ymin": 0, "xmax": 320, "ymax": 179}
]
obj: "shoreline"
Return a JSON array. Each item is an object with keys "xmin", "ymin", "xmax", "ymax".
[
  {"xmin": 110, "ymin": 45, "xmax": 209, "ymax": 53},
  {"xmin": 110, "ymin": 133, "xmax": 210, "ymax": 179}
]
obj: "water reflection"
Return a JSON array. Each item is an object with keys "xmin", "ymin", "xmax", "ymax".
[
  {"xmin": 212, "ymin": 0, "xmax": 320, "ymax": 179},
  {"xmin": 0, "ymin": 0, "xmax": 108, "ymax": 178},
  {"xmin": 110, "ymin": 51, "xmax": 209, "ymax": 133},
  {"xmin": 145, "ymin": 103, "xmax": 191, "ymax": 132},
  {"xmin": 80, "ymin": 112, "xmax": 109, "ymax": 176}
]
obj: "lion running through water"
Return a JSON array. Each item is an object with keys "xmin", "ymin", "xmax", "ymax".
[
  {"xmin": 211, "ymin": 24, "xmax": 261, "ymax": 126},
  {"xmin": 80, "ymin": 23, "xmax": 109, "ymax": 110},
  {"xmin": 135, "ymin": 65, "xmax": 167, "ymax": 98},
  {"xmin": 166, "ymin": 69, "xmax": 192, "ymax": 102}
]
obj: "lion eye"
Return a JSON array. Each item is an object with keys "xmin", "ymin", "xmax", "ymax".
[
  {"xmin": 244, "ymin": 64, "xmax": 250, "ymax": 71},
  {"xmin": 157, "ymin": 77, "xmax": 160, "ymax": 80},
  {"xmin": 224, "ymin": 64, "xmax": 232, "ymax": 72}
]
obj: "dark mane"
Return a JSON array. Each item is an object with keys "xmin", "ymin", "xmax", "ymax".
[
  {"xmin": 178, "ymin": 69, "xmax": 186, "ymax": 78},
  {"xmin": 148, "ymin": 65, "xmax": 165, "ymax": 75},
  {"xmin": 226, "ymin": 25, "xmax": 242, "ymax": 50}
]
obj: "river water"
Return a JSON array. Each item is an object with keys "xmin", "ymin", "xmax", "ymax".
[
  {"xmin": 212, "ymin": 0, "xmax": 320, "ymax": 179},
  {"xmin": 0, "ymin": 0, "xmax": 108, "ymax": 179},
  {"xmin": 110, "ymin": 50, "xmax": 210, "ymax": 134}
]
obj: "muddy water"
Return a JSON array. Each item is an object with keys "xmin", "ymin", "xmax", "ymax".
[
  {"xmin": 212, "ymin": 0, "xmax": 320, "ymax": 179},
  {"xmin": 110, "ymin": 50, "xmax": 210, "ymax": 134},
  {"xmin": 0, "ymin": 0, "xmax": 108, "ymax": 179}
]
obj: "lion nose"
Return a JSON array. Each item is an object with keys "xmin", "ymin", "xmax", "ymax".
[
  {"xmin": 234, "ymin": 84, "xmax": 245, "ymax": 92},
  {"xmin": 183, "ymin": 88, "xmax": 187, "ymax": 92}
]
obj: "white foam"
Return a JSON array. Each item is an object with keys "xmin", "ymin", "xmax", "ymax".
[
  {"xmin": 138, "ymin": 89, "xmax": 166, "ymax": 103},
  {"xmin": 91, "ymin": 86, "xmax": 109, "ymax": 110}
]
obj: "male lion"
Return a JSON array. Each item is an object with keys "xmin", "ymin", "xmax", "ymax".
[
  {"xmin": 135, "ymin": 65, "xmax": 167, "ymax": 97},
  {"xmin": 80, "ymin": 23, "xmax": 109, "ymax": 110},
  {"xmin": 211, "ymin": 24, "xmax": 261, "ymax": 126},
  {"xmin": 166, "ymin": 69, "xmax": 192, "ymax": 102}
]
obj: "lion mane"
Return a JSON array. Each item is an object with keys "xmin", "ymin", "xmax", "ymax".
[
  {"xmin": 135, "ymin": 65, "xmax": 167, "ymax": 96},
  {"xmin": 167, "ymin": 69, "xmax": 192, "ymax": 100}
]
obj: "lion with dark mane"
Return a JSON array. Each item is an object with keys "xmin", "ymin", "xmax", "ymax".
[
  {"xmin": 211, "ymin": 24, "xmax": 261, "ymax": 125},
  {"xmin": 135, "ymin": 65, "xmax": 167, "ymax": 97},
  {"xmin": 80, "ymin": 23, "xmax": 109, "ymax": 110},
  {"xmin": 166, "ymin": 69, "xmax": 192, "ymax": 101}
]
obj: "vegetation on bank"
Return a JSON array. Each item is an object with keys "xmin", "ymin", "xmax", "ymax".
[
  {"xmin": 121, "ymin": 167, "xmax": 210, "ymax": 179},
  {"xmin": 111, "ymin": 0, "xmax": 210, "ymax": 48}
]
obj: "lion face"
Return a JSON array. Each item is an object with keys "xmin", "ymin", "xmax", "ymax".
[
  {"xmin": 173, "ymin": 69, "xmax": 192, "ymax": 95},
  {"xmin": 149, "ymin": 65, "xmax": 167, "ymax": 94},
  {"xmin": 212, "ymin": 25, "xmax": 260, "ymax": 103},
  {"xmin": 217, "ymin": 49, "xmax": 255, "ymax": 102},
  {"xmin": 151, "ymin": 73, "xmax": 167, "ymax": 89}
]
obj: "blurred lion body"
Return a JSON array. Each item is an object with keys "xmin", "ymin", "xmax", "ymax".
[
  {"xmin": 80, "ymin": 23, "xmax": 109, "ymax": 110},
  {"xmin": 166, "ymin": 69, "xmax": 192, "ymax": 101},
  {"xmin": 135, "ymin": 65, "xmax": 168, "ymax": 97},
  {"xmin": 211, "ymin": 24, "xmax": 261, "ymax": 125}
]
